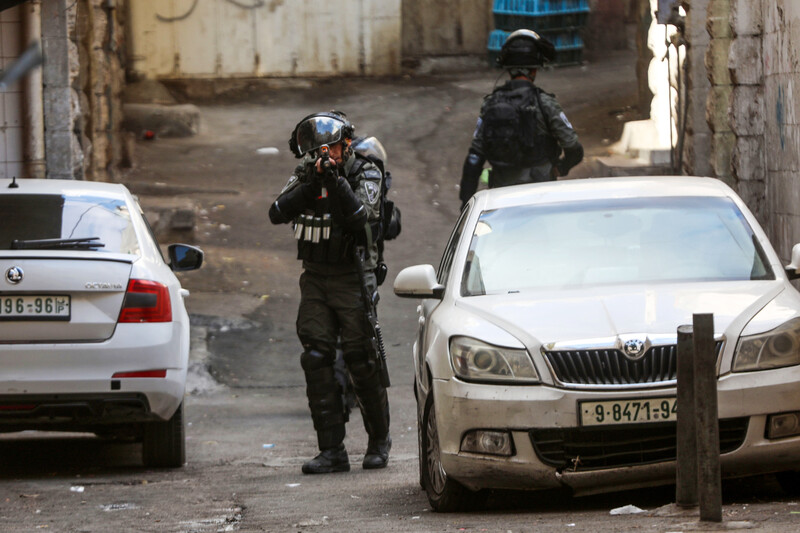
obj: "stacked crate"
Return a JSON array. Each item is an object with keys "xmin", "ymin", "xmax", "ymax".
[{"xmin": 488, "ymin": 0, "xmax": 590, "ymax": 67}]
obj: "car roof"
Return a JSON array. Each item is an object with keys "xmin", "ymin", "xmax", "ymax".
[
  {"xmin": 0, "ymin": 178, "xmax": 130, "ymax": 200},
  {"xmin": 474, "ymin": 176, "xmax": 735, "ymax": 211}
]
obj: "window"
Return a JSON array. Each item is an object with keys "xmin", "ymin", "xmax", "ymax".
[
  {"xmin": 461, "ymin": 196, "xmax": 773, "ymax": 295},
  {"xmin": 0, "ymin": 194, "xmax": 140, "ymax": 255},
  {"xmin": 438, "ymin": 206, "xmax": 471, "ymax": 288}
]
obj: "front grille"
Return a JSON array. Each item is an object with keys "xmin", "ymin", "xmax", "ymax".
[
  {"xmin": 530, "ymin": 417, "xmax": 749, "ymax": 470},
  {"xmin": 544, "ymin": 341, "xmax": 724, "ymax": 385}
]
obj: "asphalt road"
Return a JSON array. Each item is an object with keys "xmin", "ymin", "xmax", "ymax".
[{"xmin": 3, "ymin": 49, "xmax": 800, "ymax": 532}]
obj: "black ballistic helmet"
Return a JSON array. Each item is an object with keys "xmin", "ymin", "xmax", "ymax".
[
  {"xmin": 496, "ymin": 29, "xmax": 556, "ymax": 69},
  {"xmin": 289, "ymin": 111, "xmax": 355, "ymax": 158}
]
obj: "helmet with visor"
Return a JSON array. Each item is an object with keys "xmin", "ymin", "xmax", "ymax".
[{"xmin": 290, "ymin": 111, "xmax": 355, "ymax": 158}]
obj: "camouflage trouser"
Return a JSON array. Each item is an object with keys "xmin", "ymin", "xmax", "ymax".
[{"xmin": 296, "ymin": 270, "xmax": 389, "ymax": 450}]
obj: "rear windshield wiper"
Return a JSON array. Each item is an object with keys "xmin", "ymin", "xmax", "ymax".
[{"xmin": 11, "ymin": 237, "xmax": 106, "ymax": 250}]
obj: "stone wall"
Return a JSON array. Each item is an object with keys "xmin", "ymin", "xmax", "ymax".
[
  {"xmin": 75, "ymin": 0, "xmax": 127, "ymax": 181},
  {"xmin": 693, "ymin": 0, "xmax": 799, "ymax": 259},
  {"xmin": 682, "ymin": 0, "xmax": 712, "ymax": 177},
  {"xmin": 761, "ymin": 1, "xmax": 800, "ymax": 259},
  {"xmin": 41, "ymin": 0, "xmax": 127, "ymax": 181}
]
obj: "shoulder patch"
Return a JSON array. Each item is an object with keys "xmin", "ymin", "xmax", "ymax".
[
  {"xmin": 363, "ymin": 180, "xmax": 380, "ymax": 204},
  {"xmin": 473, "ymin": 117, "xmax": 483, "ymax": 138},
  {"xmin": 280, "ymin": 175, "xmax": 299, "ymax": 194},
  {"xmin": 559, "ymin": 111, "xmax": 574, "ymax": 129},
  {"xmin": 364, "ymin": 169, "xmax": 382, "ymax": 180}
]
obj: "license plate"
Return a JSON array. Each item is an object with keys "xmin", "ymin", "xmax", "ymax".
[
  {"xmin": 0, "ymin": 295, "xmax": 71, "ymax": 321},
  {"xmin": 580, "ymin": 397, "xmax": 677, "ymax": 426}
]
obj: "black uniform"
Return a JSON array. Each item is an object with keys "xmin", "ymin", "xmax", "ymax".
[
  {"xmin": 459, "ymin": 78, "xmax": 584, "ymax": 206},
  {"xmin": 268, "ymin": 149, "xmax": 390, "ymax": 472}
]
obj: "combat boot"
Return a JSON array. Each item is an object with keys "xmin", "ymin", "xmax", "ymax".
[
  {"xmin": 362, "ymin": 435, "xmax": 391, "ymax": 469},
  {"xmin": 302, "ymin": 444, "xmax": 350, "ymax": 474}
]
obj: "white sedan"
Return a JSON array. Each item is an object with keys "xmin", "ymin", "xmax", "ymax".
[
  {"xmin": 395, "ymin": 176, "xmax": 800, "ymax": 511},
  {"xmin": 0, "ymin": 178, "xmax": 203, "ymax": 467}
]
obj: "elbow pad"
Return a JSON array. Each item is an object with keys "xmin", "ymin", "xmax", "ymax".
[
  {"xmin": 268, "ymin": 183, "xmax": 312, "ymax": 224},
  {"xmin": 331, "ymin": 177, "xmax": 368, "ymax": 230},
  {"xmin": 460, "ymin": 151, "xmax": 484, "ymax": 204}
]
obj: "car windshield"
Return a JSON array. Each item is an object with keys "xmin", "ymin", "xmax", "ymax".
[
  {"xmin": 0, "ymin": 194, "xmax": 139, "ymax": 255},
  {"xmin": 462, "ymin": 196, "xmax": 774, "ymax": 295}
]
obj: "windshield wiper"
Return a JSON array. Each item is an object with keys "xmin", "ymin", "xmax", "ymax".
[{"xmin": 11, "ymin": 237, "xmax": 106, "ymax": 250}]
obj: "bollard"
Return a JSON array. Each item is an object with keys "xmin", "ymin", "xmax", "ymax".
[
  {"xmin": 676, "ymin": 324, "xmax": 698, "ymax": 508},
  {"xmin": 693, "ymin": 313, "xmax": 722, "ymax": 522}
]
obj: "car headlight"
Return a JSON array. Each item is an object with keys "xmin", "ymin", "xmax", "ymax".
[
  {"xmin": 449, "ymin": 336, "xmax": 539, "ymax": 383},
  {"xmin": 733, "ymin": 317, "xmax": 800, "ymax": 372}
]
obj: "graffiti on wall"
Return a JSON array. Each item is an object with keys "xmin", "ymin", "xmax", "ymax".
[
  {"xmin": 156, "ymin": 0, "xmax": 278, "ymax": 22},
  {"xmin": 776, "ymin": 84, "xmax": 786, "ymax": 151}
]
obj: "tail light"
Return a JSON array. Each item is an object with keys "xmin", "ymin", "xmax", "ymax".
[
  {"xmin": 112, "ymin": 370, "xmax": 167, "ymax": 378},
  {"xmin": 118, "ymin": 279, "xmax": 172, "ymax": 323}
]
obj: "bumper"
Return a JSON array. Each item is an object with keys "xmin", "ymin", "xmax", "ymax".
[
  {"xmin": 431, "ymin": 365, "xmax": 800, "ymax": 494},
  {"xmin": 0, "ymin": 322, "xmax": 188, "ymax": 423}
]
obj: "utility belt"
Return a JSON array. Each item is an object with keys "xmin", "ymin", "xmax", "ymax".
[{"xmin": 294, "ymin": 214, "xmax": 354, "ymax": 264}]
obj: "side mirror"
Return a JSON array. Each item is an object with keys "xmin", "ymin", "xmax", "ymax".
[
  {"xmin": 393, "ymin": 264, "xmax": 444, "ymax": 299},
  {"xmin": 786, "ymin": 243, "xmax": 800, "ymax": 280},
  {"xmin": 168, "ymin": 244, "xmax": 204, "ymax": 271}
]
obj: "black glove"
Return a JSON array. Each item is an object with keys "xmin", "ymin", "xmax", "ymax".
[{"xmin": 268, "ymin": 182, "xmax": 315, "ymax": 224}]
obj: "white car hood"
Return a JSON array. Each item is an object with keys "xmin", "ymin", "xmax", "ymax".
[{"xmin": 456, "ymin": 280, "xmax": 785, "ymax": 346}]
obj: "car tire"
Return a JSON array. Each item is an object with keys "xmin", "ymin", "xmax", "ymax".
[
  {"xmin": 421, "ymin": 392, "xmax": 486, "ymax": 512},
  {"xmin": 142, "ymin": 401, "xmax": 186, "ymax": 468},
  {"xmin": 776, "ymin": 471, "xmax": 800, "ymax": 495}
]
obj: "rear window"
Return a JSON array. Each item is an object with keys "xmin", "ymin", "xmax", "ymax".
[{"xmin": 0, "ymin": 194, "xmax": 140, "ymax": 255}]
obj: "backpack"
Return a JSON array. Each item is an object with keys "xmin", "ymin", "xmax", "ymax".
[
  {"xmin": 479, "ymin": 83, "xmax": 546, "ymax": 168},
  {"xmin": 347, "ymin": 151, "xmax": 402, "ymax": 284}
]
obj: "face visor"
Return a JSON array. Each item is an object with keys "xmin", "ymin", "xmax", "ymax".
[{"xmin": 294, "ymin": 115, "xmax": 348, "ymax": 155}]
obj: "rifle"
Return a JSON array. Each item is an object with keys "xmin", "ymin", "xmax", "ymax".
[
  {"xmin": 353, "ymin": 245, "xmax": 391, "ymax": 388},
  {"xmin": 318, "ymin": 145, "xmax": 336, "ymax": 197}
]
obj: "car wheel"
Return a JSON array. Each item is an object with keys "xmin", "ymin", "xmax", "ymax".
[
  {"xmin": 142, "ymin": 401, "xmax": 186, "ymax": 468},
  {"xmin": 421, "ymin": 392, "xmax": 485, "ymax": 512},
  {"xmin": 776, "ymin": 471, "xmax": 800, "ymax": 495}
]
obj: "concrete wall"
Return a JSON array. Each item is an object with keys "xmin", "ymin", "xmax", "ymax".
[
  {"xmin": 401, "ymin": 0, "xmax": 493, "ymax": 58},
  {"xmin": 41, "ymin": 0, "xmax": 82, "ymax": 179},
  {"xmin": 127, "ymin": 0, "xmax": 402, "ymax": 78}
]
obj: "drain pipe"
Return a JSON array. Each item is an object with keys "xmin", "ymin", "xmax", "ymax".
[{"xmin": 23, "ymin": 0, "xmax": 45, "ymax": 179}]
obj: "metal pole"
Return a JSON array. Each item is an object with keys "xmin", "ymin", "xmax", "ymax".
[
  {"xmin": 693, "ymin": 313, "xmax": 722, "ymax": 522},
  {"xmin": 676, "ymin": 324, "xmax": 698, "ymax": 507}
]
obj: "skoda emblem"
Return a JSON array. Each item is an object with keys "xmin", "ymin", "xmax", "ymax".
[
  {"xmin": 622, "ymin": 339, "xmax": 645, "ymax": 360},
  {"xmin": 5, "ymin": 266, "xmax": 24, "ymax": 284}
]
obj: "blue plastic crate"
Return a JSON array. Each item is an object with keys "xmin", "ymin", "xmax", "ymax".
[
  {"xmin": 487, "ymin": 28, "xmax": 583, "ymax": 66},
  {"xmin": 493, "ymin": 0, "xmax": 590, "ymax": 32},
  {"xmin": 493, "ymin": 0, "xmax": 589, "ymax": 16}
]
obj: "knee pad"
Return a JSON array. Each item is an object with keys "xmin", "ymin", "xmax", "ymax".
[
  {"xmin": 343, "ymin": 351, "xmax": 377, "ymax": 382},
  {"xmin": 300, "ymin": 348, "xmax": 335, "ymax": 373},
  {"xmin": 301, "ymin": 349, "xmax": 346, "ymax": 432}
]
